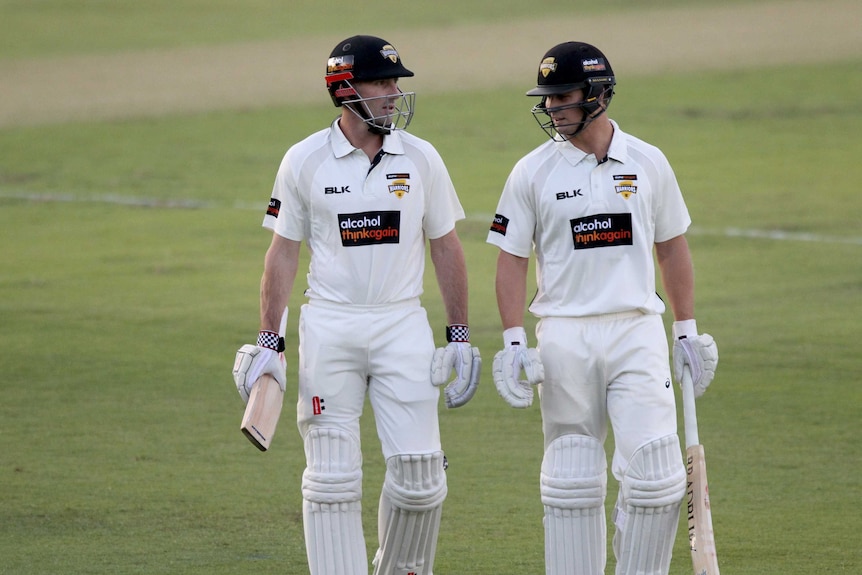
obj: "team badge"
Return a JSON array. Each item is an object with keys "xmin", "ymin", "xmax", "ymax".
[
  {"xmin": 380, "ymin": 45, "xmax": 400, "ymax": 63},
  {"xmin": 613, "ymin": 174, "xmax": 638, "ymax": 200},
  {"xmin": 387, "ymin": 173, "xmax": 410, "ymax": 199},
  {"xmin": 539, "ymin": 57, "xmax": 558, "ymax": 78}
]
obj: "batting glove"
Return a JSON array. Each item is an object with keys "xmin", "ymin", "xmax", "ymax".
[
  {"xmin": 672, "ymin": 320, "xmax": 718, "ymax": 398},
  {"xmin": 492, "ymin": 327, "xmax": 544, "ymax": 409},
  {"xmin": 431, "ymin": 324, "xmax": 481, "ymax": 408},
  {"xmin": 232, "ymin": 330, "xmax": 287, "ymax": 404}
]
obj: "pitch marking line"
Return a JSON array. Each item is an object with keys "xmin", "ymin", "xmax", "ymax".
[{"xmin": 2, "ymin": 191, "xmax": 860, "ymax": 246}]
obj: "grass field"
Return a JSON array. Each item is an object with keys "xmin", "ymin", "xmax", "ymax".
[{"xmin": 1, "ymin": 1, "xmax": 860, "ymax": 574}]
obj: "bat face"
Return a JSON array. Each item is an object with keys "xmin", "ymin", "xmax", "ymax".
[
  {"xmin": 240, "ymin": 374, "xmax": 284, "ymax": 451},
  {"xmin": 686, "ymin": 445, "xmax": 720, "ymax": 574}
]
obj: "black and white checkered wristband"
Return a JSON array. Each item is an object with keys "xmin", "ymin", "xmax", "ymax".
[
  {"xmin": 446, "ymin": 324, "xmax": 470, "ymax": 343},
  {"xmin": 257, "ymin": 330, "xmax": 285, "ymax": 352}
]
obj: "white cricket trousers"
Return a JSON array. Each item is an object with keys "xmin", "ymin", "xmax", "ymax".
[
  {"xmin": 536, "ymin": 311, "xmax": 678, "ymax": 480},
  {"xmin": 296, "ymin": 298, "xmax": 442, "ymax": 459}
]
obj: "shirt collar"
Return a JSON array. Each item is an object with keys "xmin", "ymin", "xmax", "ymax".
[
  {"xmin": 330, "ymin": 118, "xmax": 406, "ymax": 159},
  {"xmin": 606, "ymin": 120, "xmax": 628, "ymax": 163},
  {"xmin": 554, "ymin": 119, "xmax": 629, "ymax": 165}
]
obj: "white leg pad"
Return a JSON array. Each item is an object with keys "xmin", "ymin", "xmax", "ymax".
[
  {"xmin": 541, "ymin": 435, "xmax": 608, "ymax": 575},
  {"xmin": 301, "ymin": 428, "xmax": 366, "ymax": 575},
  {"xmin": 613, "ymin": 434, "xmax": 686, "ymax": 575},
  {"xmin": 372, "ymin": 452, "xmax": 448, "ymax": 575}
]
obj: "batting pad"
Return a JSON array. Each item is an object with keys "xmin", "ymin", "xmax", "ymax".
[
  {"xmin": 372, "ymin": 452, "xmax": 448, "ymax": 575},
  {"xmin": 613, "ymin": 434, "xmax": 686, "ymax": 575},
  {"xmin": 301, "ymin": 428, "xmax": 366, "ymax": 575},
  {"xmin": 541, "ymin": 434, "xmax": 608, "ymax": 575}
]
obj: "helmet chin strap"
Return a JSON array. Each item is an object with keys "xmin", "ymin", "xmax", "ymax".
[
  {"xmin": 561, "ymin": 105, "xmax": 606, "ymax": 140},
  {"xmin": 538, "ymin": 101, "xmax": 606, "ymax": 141},
  {"xmin": 345, "ymin": 102, "xmax": 392, "ymax": 135},
  {"xmin": 535, "ymin": 86, "xmax": 612, "ymax": 142}
]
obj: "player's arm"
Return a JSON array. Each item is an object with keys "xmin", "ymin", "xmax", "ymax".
[
  {"xmin": 260, "ymin": 233, "xmax": 301, "ymax": 332},
  {"xmin": 233, "ymin": 233, "xmax": 300, "ymax": 404},
  {"xmin": 429, "ymin": 228, "xmax": 468, "ymax": 325},
  {"xmin": 655, "ymin": 234, "xmax": 718, "ymax": 397},
  {"xmin": 654, "ymin": 234, "xmax": 694, "ymax": 322},
  {"xmin": 429, "ymin": 229, "xmax": 481, "ymax": 408},
  {"xmin": 492, "ymin": 249, "xmax": 542, "ymax": 408},
  {"xmin": 495, "ymin": 249, "xmax": 529, "ymax": 329}
]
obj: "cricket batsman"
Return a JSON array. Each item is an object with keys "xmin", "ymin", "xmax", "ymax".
[
  {"xmin": 487, "ymin": 41, "xmax": 718, "ymax": 575},
  {"xmin": 233, "ymin": 35, "xmax": 480, "ymax": 574}
]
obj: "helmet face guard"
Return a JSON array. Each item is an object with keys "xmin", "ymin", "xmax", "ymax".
[
  {"xmin": 531, "ymin": 79, "xmax": 615, "ymax": 141},
  {"xmin": 326, "ymin": 36, "xmax": 415, "ymax": 134},
  {"xmin": 327, "ymin": 72, "xmax": 415, "ymax": 134}
]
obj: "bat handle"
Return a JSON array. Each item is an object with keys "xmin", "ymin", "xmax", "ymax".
[{"xmin": 681, "ymin": 364, "xmax": 700, "ymax": 448}]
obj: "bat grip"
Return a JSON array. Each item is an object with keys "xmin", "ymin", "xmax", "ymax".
[{"xmin": 681, "ymin": 365, "xmax": 700, "ymax": 448}]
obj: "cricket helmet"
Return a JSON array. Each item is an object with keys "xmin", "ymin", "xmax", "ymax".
[
  {"xmin": 528, "ymin": 41, "xmax": 616, "ymax": 140},
  {"xmin": 325, "ymin": 35, "xmax": 416, "ymax": 133}
]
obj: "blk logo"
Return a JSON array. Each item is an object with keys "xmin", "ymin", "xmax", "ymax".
[
  {"xmin": 325, "ymin": 186, "xmax": 351, "ymax": 194},
  {"xmin": 556, "ymin": 189, "xmax": 583, "ymax": 200}
]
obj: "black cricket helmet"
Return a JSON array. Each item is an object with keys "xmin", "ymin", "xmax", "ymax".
[
  {"xmin": 325, "ymin": 35, "xmax": 415, "ymax": 133},
  {"xmin": 528, "ymin": 41, "xmax": 616, "ymax": 140}
]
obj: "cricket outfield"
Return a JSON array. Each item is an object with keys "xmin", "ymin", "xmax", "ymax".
[{"xmin": 0, "ymin": 1, "xmax": 860, "ymax": 574}]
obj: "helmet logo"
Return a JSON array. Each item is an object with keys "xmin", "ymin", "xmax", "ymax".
[
  {"xmin": 380, "ymin": 45, "xmax": 399, "ymax": 63},
  {"xmin": 334, "ymin": 86, "xmax": 357, "ymax": 98},
  {"xmin": 539, "ymin": 57, "xmax": 558, "ymax": 78},
  {"xmin": 327, "ymin": 55, "xmax": 354, "ymax": 74},
  {"xmin": 581, "ymin": 58, "xmax": 607, "ymax": 72}
]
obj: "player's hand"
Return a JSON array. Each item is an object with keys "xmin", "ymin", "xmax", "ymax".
[
  {"xmin": 492, "ymin": 327, "xmax": 544, "ymax": 408},
  {"xmin": 431, "ymin": 325, "xmax": 481, "ymax": 408},
  {"xmin": 232, "ymin": 331, "xmax": 287, "ymax": 404},
  {"xmin": 672, "ymin": 320, "xmax": 718, "ymax": 398}
]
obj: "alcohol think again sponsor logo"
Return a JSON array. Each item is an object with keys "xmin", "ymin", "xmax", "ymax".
[
  {"xmin": 266, "ymin": 198, "xmax": 281, "ymax": 218},
  {"xmin": 570, "ymin": 213, "xmax": 633, "ymax": 249},
  {"xmin": 338, "ymin": 211, "xmax": 401, "ymax": 246},
  {"xmin": 489, "ymin": 213, "xmax": 509, "ymax": 236}
]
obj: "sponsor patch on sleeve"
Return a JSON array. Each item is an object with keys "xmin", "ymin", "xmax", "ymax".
[
  {"xmin": 266, "ymin": 198, "xmax": 281, "ymax": 218},
  {"xmin": 490, "ymin": 214, "xmax": 509, "ymax": 236},
  {"xmin": 570, "ymin": 213, "xmax": 633, "ymax": 249}
]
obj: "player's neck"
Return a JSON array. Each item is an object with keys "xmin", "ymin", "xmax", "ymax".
[
  {"xmin": 569, "ymin": 117, "xmax": 613, "ymax": 162},
  {"xmin": 339, "ymin": 115, "xmax": 385, "ymax": 161}
]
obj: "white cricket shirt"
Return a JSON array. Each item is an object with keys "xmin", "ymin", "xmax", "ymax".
[
  {"xmin": 264, "ymin": 119, "xmax": 465, "ymax": 305},
  {"xmin": 487, "ymin": 120, "xmax": 691, "ymax": 317}
]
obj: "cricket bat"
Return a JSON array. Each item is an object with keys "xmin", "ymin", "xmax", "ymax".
[
  {"xmin": 240, "ymin": 374, "xmax": 284, "ymax": 451},
  {"xmin": 681, "ymin": 365, "xmax": 720, "ymax": 575}
]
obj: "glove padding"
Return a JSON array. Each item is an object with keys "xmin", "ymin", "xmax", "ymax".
[
  {"xmin": 492, "ymin": 346, "xmax": 544, "ymax": 408},
  {"xmin": 233, "ymin": 344, "xmax": 286, "ymax": 404},
  {"xmin": 431, "ymin": 342, "xmax": 482, "ymax": 408},
  {"xmin": 673, "ymin": 334, "xmax": 718, "ymax": 398}
]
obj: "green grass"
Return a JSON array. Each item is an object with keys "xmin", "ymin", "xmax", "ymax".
[
  {"xmin": 1, "ymin": 0, "xmax": 761, "ymax": 59},
  {"xmin": 1, "ymin": 3, "xmax": 861, "ymax": 574}
]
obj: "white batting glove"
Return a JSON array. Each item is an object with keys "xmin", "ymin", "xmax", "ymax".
[
  {"xmin": 672, "ymin": 320, "xmax": 718, "ymax": 398},
  {"xmin": 492, "ymin": 327, "xmax": 544, "ymax": 408},
  {"xmin": 232, "ymin": 330, "xmax": 287, "ymax": 404},
  {"xmin": 431, "ymin": 325, "xmax": 481, "ymax": 408}
]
